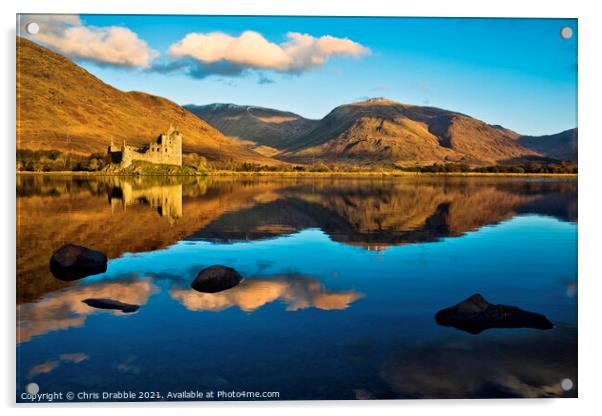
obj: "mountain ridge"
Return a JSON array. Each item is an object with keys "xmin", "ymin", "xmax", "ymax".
[
  {"xmin": 186, "ymin": 97, "xmax": 577, "ymax": 166},
  {"xmin": 518, "ymin": 128, "xmax": 578, "ymax": 162},
  {"xmin": 280, "ymin": 98, "xmax": 571, "ymax": 165},
  {"xmin": 184, "ymin": 103, "xmax": 319, "ymax": 153}
]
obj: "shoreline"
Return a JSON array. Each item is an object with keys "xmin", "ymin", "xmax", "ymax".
[{"xmin": 15, "ymin": 171, "xmax": 578, "ymax": 178}]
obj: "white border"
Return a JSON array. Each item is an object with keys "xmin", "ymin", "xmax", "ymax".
[
  {"xmin": 2, "ymin": 1, "xmax": 602, "ymax": 415},
  {"xmin": 3, "ymin": 0, "xmax": 585, "ymax": 17}
]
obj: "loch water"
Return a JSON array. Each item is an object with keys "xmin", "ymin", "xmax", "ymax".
[{"xmin": 16, "ymin": 175, "xmax": 578, "ymax": 400}]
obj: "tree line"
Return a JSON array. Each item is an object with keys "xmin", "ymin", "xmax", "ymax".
[{"xmin": 16, "ymin": 150, "xmax": 577, "ymax": 174}]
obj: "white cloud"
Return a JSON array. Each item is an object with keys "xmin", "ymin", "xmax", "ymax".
[
  {"xmin": 21, "ymin": 14, "xmax": 157, "ymax": 68},
  {"xmin": 168, "ymin": 30, "xmax": 370, "ymax": 74},
  {"xmin": 19, "ymin": 17, "xmax": 369, "ymax": 76}
]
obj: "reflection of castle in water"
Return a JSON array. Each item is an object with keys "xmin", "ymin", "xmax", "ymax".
[{"xmin": 108, "ymin": 180, "xmax": 183, "ymax": 223}]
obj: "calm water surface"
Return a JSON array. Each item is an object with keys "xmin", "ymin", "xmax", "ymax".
[{"xmin": 16, "ymin": 175, "xmax": 577, "ymax": 400}]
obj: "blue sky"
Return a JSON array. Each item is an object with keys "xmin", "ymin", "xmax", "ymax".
[{"xmin": 24, "ymin": 15, "xmax": 577, "ymax": 136}]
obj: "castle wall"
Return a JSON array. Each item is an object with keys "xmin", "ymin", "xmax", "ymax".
[
  {"xmin": 122, "ymin": 144, "xmax": 181, "ymax": 167},
  {"xmin": 110, "ymin": 126, "xmax": 183, "ymax": 168}
]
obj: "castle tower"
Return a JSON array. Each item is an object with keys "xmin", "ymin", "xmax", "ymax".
[
  {"xmin": 120, "ymin": 139, "xmax": 132, "ymax": 168},
  {"xmin": 172, "ymin": 126, "xmax": 182, "ymax": 166},
  {"xmin": 163, "ymin": 125, "xmax": 182, "ymax": 166}
]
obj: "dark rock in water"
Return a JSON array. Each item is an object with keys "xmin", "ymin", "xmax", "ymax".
[
  {"xmin": 191, "ymin": 265, "xmax": 243, "ymax": 293},
  {"xmin": 82, "ymin": 298, "xmax": 139, "ymax": 313},
  {"xmin": 50, "ymin": 244, "xmax": 108, "ymax": 281},
  {"xmin": 435, "ymin": 293, "xmax": 554, "ymax": 334}
]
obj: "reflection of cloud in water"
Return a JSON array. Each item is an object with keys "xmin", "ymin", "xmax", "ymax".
[
  {"xmin": 17, "ymin": 277, "xmax": 158, "ymax": 343},
  {"xmin": 566, "ymin": 281, "xmax": 577, "ymax": 298},
  {"xmin": 115, "ymin": 356, "xmax": 141, "ymax": 375},
  {"xmin": 170, "ymin": 275, "xmax": 363, "ymax": 312},
  {"xmin": 381, "ymin": 327, "xmax": 577, "ymax": 398},
  {"xmin": 28, "ymin": 352, "xmax": 89, "ymax": 378},
  {"xmin": 28, "ymin": 360, "xmax": 59, "ymax": 377},
  {"xmin": 60, "ymin": 353, "xmax": 88, "ymax": 363}
]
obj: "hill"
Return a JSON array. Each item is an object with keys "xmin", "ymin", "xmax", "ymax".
[
  {"xmin": 518, "ymin": 128, "xmax": 578, "ymax": 162},
  {"xmin": 184, "ymin": 103, "xmax": 319, "ymax": 154},
  {"xmin": 280, "ymin": 98, "xmax": 550, "ymax": 166},
  {"xmin": 16, "ymin": 37, "xmax": 278, "ymax": 165}
]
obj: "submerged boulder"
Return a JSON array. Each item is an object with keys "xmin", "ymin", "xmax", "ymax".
[
  {"xmin": 191, "ymin": 265, "xmax": 243, "ymax": 293},
  {"xmin": 435, "ymin": 293, "xmax": 554, "ymax": 334},
  {"xmin": 82, "ymin": 298, "xmax": 139, "ymax": 313},
  {"xmin": 49, "ymin": 244, "xmax": 108, "ymax": 281}
]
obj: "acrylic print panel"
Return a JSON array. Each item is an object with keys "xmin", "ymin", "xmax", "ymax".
[{"xmin": 16, "ymin": 14, "xmax": 577, "ymax": 402}]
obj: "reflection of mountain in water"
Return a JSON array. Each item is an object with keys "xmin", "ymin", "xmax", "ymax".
[
  {"xmin": 188, "ymin": 179, "xmax": 577, "ymax": 248},
  {"xmin": 17, "ymin": 176, "xmax": 276, "ymax": 303},
  {"xmin": 16, "ymin": 176, "xmax": 576, "ymax": 303}
]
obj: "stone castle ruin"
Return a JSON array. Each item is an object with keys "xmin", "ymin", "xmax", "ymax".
[{"xmin": 108, "ymin": 125, "xmax": 182, "ymax": 168}]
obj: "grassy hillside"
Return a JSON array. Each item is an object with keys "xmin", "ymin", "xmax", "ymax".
[{"xmin": 16, "ymin": 37, "xmax": 279, "ymax": 165}]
